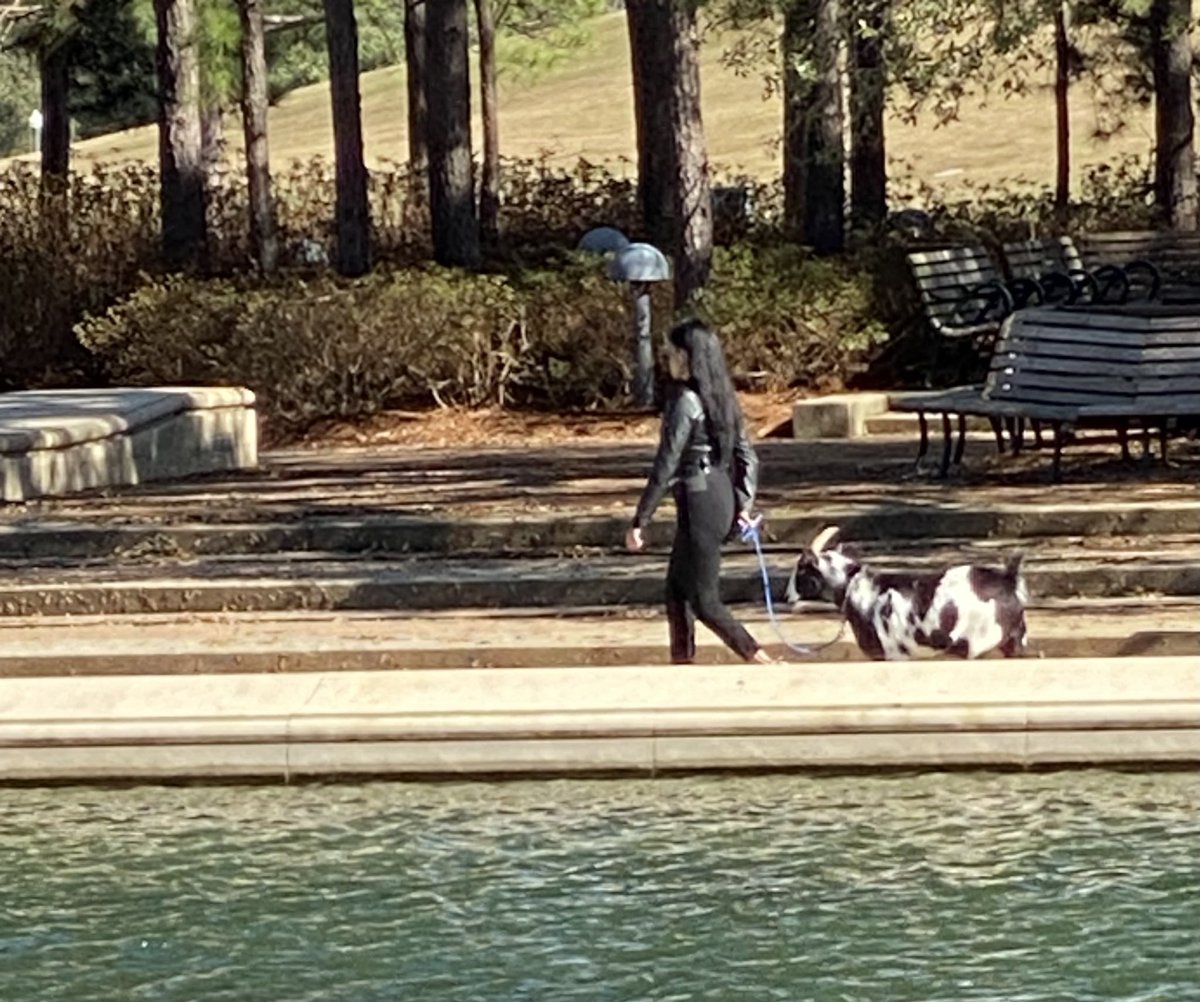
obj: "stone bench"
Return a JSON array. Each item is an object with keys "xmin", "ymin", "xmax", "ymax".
[{"xmin": 0, "ymin": 386, "xmax": 258, "ymax": 502}]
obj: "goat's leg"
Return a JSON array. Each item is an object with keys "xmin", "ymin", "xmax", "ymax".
[{"xmin": 1000, "ymin": 622, "xmax": 1028, "ymax": 658}]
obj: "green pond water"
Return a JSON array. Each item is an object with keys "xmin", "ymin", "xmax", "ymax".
[{"xmin": 1, "ymin": 770, "xmax": 1197, "ymax": 1002}]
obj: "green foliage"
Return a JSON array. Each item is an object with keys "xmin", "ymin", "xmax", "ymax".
[
  {"xmin": 265, "ymin": 0, "xmax": 404, "ymax": 98},
  {"xmin": 0, "ymin": 161, "xmax": 160, "ymax": 387},
  {"xmin": 68, "ymin": 0, "xmax": 157, "ymax": 138},
  {"xmin": 695, "ymin": 241, "xmax": 889, "ymax": 389},
  {"xmin": 889, "ymin": 152, "xmax": 1156, "ymax": 241},
  {"xmin": 494, "ymin": 0, "xmax": 608, "ymax": 82},
  {"xmin": 0, "ymin": 50, "xmax": 39, "ymax": 155},
  {"xmin": 0, "ymin": 151, "xmax": 1164, "ymax": 415},
  {"xmin": 75, "ymin": 247, "xmax": 884, "ymax": 441},
  {"xmin": 197, "ymin": 0, "xmax": 243, "ymax": 112},
  {"xmin": 74, "ymin": 265, "xmax": 628, "ymax": 439}
]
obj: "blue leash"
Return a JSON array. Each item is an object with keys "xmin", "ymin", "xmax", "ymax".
[{"xmin": 738, "ymin": 514, "xmax": 816, "ymax": 658}]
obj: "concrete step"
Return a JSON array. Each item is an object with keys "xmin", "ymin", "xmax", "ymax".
[
  {"xmin": 0, "ymin": 604, "xmax": 1196, "ymax": 675},
  {"xmin": 0, "ymin": 540, "xmax": 1198, "ymax": 616},
  {"xmin": 2, "ymin": 498, "xmax": 1199, "ymax": 561},
  {"xmin": 864, "ymin": 411, "xmax": 997, "ymax": 436}
]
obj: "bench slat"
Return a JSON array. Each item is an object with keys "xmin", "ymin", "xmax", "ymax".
[
  {"xmin": 987, "ymin": 387, "xmax": 1138, "ymax": 406},
  {"xmin": 989, "ymin": 372, "xmax": 1137, "ymax": 394},
  {"xmin": 1136, "ymin": 376, "xmax": 1200, "ymax": 393},
  {"xmin": 991, "ymin": 355, "xmax": 1200, "ymax": 377}
]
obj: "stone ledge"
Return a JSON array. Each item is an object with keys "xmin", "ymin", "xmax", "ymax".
[
  {"xmin": 791, "ymin": 392, "xmax": 891, "ymax": 439},
  {"xmin": 0, "ymin": 387, "xmax": 258, "ymax": 502},
  {"xmin": 0, "ymin": 658, "xmax": 1195, "ymax": 780}
]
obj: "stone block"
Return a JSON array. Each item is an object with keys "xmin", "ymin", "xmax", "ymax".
[
  {"xmin": 0, "ymin": 387, "xmax": 257, "ymax": 502},
  {"xmin": 791, "ymin": 392, "xmax": 891, "ymax": 440}
]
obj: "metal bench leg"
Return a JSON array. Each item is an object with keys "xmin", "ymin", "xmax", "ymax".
[
  {"xmin": 1011, "ymin": 417, "xmax": 1025, "ymax": 456},
  {"xmin": 1159, "ymin": 422, "xmax": 1169, "ymax": 463},
  {"xmin": 939, "ymin": 413, "xmax": 953, "ymax": 478},
  {"xmin": 1140, "ymin": 425, "xmax": 1151, "ymax": 458},
  {"xmin": 953, "ymin": 414, "xmax": 968, "ymax": 465},
  {"xmin": 1032, "ymin": 420, "xmax": 1045, "ymax": 448},
  {"xmin": 989, "ymin": 416, "xmax": 1006, "ymax": 454},
  {"xmin": 1118, "ymin": 422, "xmax": 1131, "ymax": 462},
  {"xmin": 1052, "ymin": 422, "xmax": 1065, "ymax": 482},
  {"xmin": 916, "ymin": 412, "xmax": 930, "ymax": 468}
]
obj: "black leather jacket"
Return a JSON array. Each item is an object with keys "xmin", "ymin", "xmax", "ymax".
[{"xmin": 632, "ymin": 383, "xmax": 759, "ymax": 528}]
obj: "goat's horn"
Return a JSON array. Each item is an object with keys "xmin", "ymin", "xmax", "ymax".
[{"xmin": 811, "ymin": 525, "xmax": 840, "ymax": 554}]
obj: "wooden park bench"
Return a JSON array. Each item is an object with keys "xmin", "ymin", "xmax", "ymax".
[
  {"xmin": 904, "ymin": 244, "xmax": 1014, "ymax": 382},
  {"xmin": 1001, "ymin": 236, "xmax": 1140, "ymax": 305},
  {"xmin": 1077, "ymin": 230, "xmax": 1200, "ymax": 301},
  {"xmin": 890, "ymin": 304, "xmax": 1200, "ymax": 479}
]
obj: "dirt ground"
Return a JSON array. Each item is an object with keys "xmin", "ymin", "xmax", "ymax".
[{"xmin": 291, "ymin": 391, "xmax": 801, "ymax": 452}]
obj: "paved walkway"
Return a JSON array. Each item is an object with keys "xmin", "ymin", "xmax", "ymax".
[
  {"xmin": 9, "ymin": 435, "xmax": 1200, "ymax": 523},
  {"xmin": 0, "ymin": 432, "xmax": 1195, "ymax": 780}
]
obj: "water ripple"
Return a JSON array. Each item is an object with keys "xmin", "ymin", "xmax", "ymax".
[{"xmin": 0, "ymin": 770, "xmax": 1197, "ymax": 1001}]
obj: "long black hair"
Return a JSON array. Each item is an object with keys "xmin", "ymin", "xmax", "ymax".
[{"xmin": 669, "ymin": 318, "xmax": 743, "ymax": 468}]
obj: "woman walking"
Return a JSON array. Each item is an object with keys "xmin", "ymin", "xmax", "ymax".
[{"xmin": 625, "ymin": 318, "xmax": 774, "ymax": 664}]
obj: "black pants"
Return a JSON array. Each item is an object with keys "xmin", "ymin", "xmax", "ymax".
[{"xmin": 666, "ymin": 467, "xmax": 761, "ymax": 663}]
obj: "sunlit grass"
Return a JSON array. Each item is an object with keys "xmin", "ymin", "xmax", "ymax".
[{"xmin": 29, "ymin": 12, "xmax": 1153, "ymax": 199}]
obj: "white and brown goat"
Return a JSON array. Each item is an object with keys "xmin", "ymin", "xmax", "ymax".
[{"xmin": 785, "ymin": 526, "xmax": 1029, "ymax": 661}]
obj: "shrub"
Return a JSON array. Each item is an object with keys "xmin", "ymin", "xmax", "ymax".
[
  {"xmin": 76, "ymin": 245, "xmax": 885, "ymax": 441},
  {"xmin": 696, "ymin": 242, "xmax": 889, "ymax": 390}
]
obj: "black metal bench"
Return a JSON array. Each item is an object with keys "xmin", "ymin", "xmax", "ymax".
[
  {"xmin": 904, "ymin": 244, "xmax": 1014, "ymax": 382},
  {"xmin": 1001, "ymin": 236, "xmax": 1143, "ymax": 305},
  {"xmin": 1077, "ymin": 230, "xmax": 1200, "ymax": 301},
  {"xmin": 890, "ymin": 304, "xmax": 1200, "ymax": 479}
]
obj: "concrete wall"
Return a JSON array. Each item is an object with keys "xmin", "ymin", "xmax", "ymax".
[{"xmin": 1, "ymin": 657, "xmax": 1196, "ymax": 781}]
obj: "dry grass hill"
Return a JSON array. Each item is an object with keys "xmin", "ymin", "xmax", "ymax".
[{"xmin": 45, "ymin": 13, "xmax": 1157, "ymax": 199}]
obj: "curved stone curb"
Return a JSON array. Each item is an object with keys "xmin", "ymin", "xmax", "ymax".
[{"xmin": 0, "ymin": 657, "xmax": 1196, "ymax": 781}]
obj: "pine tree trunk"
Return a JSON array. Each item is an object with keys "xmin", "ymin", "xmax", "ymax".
[
  {"xmin": 475, "ymin": 0, "xmax": 500, "ymax": 247},
  {"xmin": 154, "ymin": 0, "xmax": 207, "ymax": 270},
  {"xmin": 39, "ymin": 43, "xmax": 70, "ymax": 180},
  {"xmin": 404, "ymin": 0, "xmax": 428, "ymax": 198},
  {"xmin": 1054, "ymin": 2, "xmax": 1070, "ymax": 215},
  {"xmin": 667, "ymin": 4, "xmax": 712, "ymax": 306},
  {"xmin": 626, "ymin": 0, "xmax": 713, "ymax": 307},
  {"xmin": 238, "ymin": 0, "xmax": 278, "ymax": 273},
  {"xmin": 626, "ymin": 0, "xmax": 673, "ymax": 247},
  {"xmin": 1151, "ymin": 0, "xmax": 1197, "ymax": 230},
  {"xmin": 426, "ymin": 0, "xmax": 480, "ymax": 268},
  {"xmin": 849, "ymin": 0, "xmax": 887, "ymax": 231},
  {"xmin": 782, "ymin": 2, "xmax": 806, "ymax": 240},
  {"xmin": 805, "ymin": 0, "xmax": 845, "ymax": 254},
  {"xmin": 323, "ymin": 0, "xmax": 371, "ymax": 275}
]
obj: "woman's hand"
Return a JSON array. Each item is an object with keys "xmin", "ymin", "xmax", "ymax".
[
  {"xmin": 736, "ymin": 511, "xmax": 761, "ymax": 534},
  {"xmin": 625, "ymin": 525, "xmax": 645, "ymax": 552}
]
